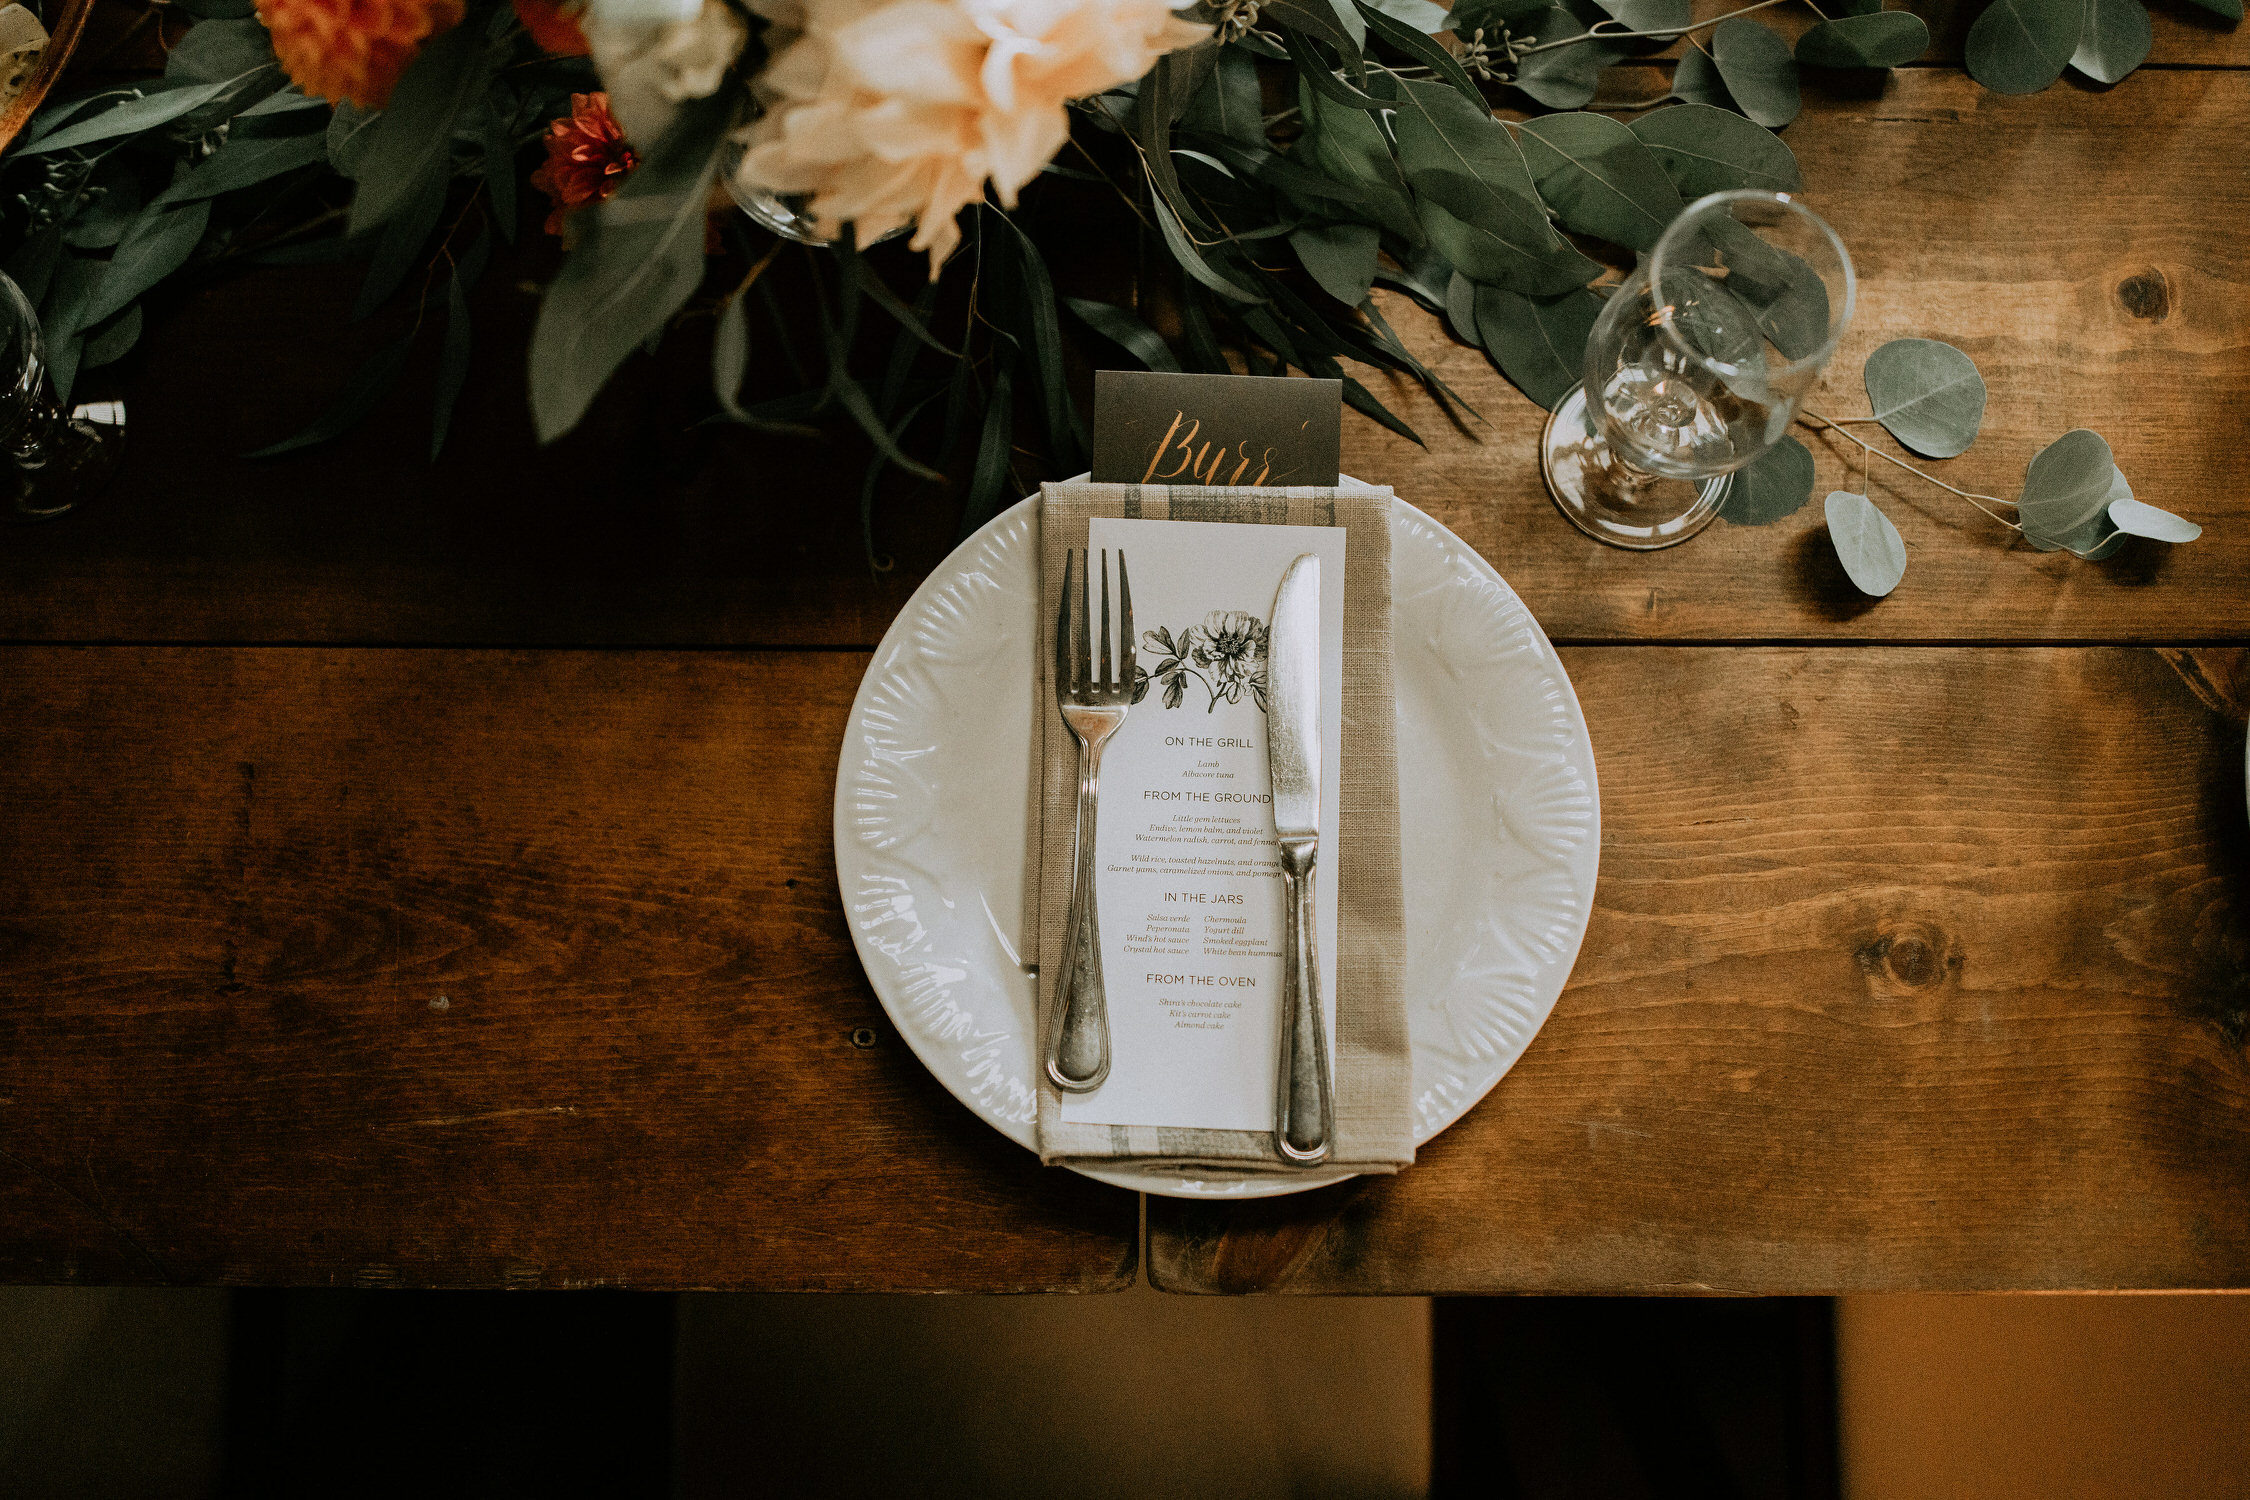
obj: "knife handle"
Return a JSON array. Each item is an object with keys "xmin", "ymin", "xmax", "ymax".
[{"xmin": 1275, "ymin": 835, "xmax": 1333, "ymax": 1165}]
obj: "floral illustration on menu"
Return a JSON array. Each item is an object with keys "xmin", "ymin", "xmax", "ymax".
[{"xmin": 1135, "ymin": 610, "xmax": 1269, "ymax": 713}]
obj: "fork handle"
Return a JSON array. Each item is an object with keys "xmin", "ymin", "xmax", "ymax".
[{"xmin": 1047, "ymin": 732, "xmax": 1113, "ymax": 1093}]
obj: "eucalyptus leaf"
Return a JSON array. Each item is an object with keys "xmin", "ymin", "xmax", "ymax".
[
  {"xmin": 1711, "ymin": 18, "xmax": 1801, "ymax": 128},
  {"xmin": 165, "ymin": 17, "xmax": 276, "ymax": 83},
  {"xmin": 39, "ymin": 254, "xmax": 104, "ymax": 359},
  {"xmin": 2016, "ymin": 429, "xmax": 2115, "ymax": 546},
  {"xmin": 19, "ymin": 81, "xmax": 236, "ymax": 155},
  {"xmin": 81, "ymin": 303, "xmax": 142, "ymax": 370},
  {"xmin": 1863, "ymin": 338, "xmax": 1987, "ymax": 459},
  {"xmin": 1473, "ymin": 284, "xmax": 1602, "ymax": 410},
  {"xmin": 1593, "ymin": 0, "xmax": 1689, "ymax": 36},
  {"xmin": 1719, "ymin": 436, "xmax": 1815, "ymax": 524},
  {"xmin": 992, "ymin": 211, "xmax": 1083, "ymax": 470},
  {"xmin": 1291, "ymin": 221, "xmax": 1381, "ymax": 306},
  {"xmin": 1515, "ymin": 112, "xmax": 1684, "ymax": 254},
  {"xmin": 83, "ymin": 198, "xmax": 212, "ymax": 328},
  {"xmin": 1824, "ymin": 491, "xmax": 1907, "ymax": 595},
  {"xmin": 1628, "ymin": 104, "xmax": 1801, "ymax": 197},
  {"xmin": 1795, "ymin": 11, "xmax": 1932, "ymax": 68},
  {"xmin": 1417, "ymin": 196, "xmax": 1601, "ymax": 296},
  {"xmin": 61, "ymin": 163, "xmax": 144, "ymax": 250},
  {"xmin": 353, "ymin": 161, "xmax": 448, "ymax": 319},
  {"xmin": 2182, "ymin": 0, "xmax": 2240, "ymax": 16},
  {"xmin": 1362, "ymin": 0, "xmax": 1453, "ymax": 28},
  {"xmin": 1965, "ymin": 0, "xmax": 2080, "ymax": 94},
  {"xmin": 1357, "ymin": 1, "xmax": 1485, "ymax": 104},
  {"xmin": 1293, "ymin": 83, "xmax": 1420, "ymax": 234},
  {"xmin": 327, "ymin": 101, "xmax": 380, "ymax": 174},
  {"xmin": 346, "ymin": 22, "xmax": 493, "ymax": 234},
  {"xmin": 962, "ymin": 362, "xmax": 1016, "ymax": 536},
  {"xmin": 1445, "ymin": 271, "xmax": 1479, "ymax": 344},
  {"xmin": 158, "ymin": 129, "xmax": 328, "ymax": 204},
  {"xmin": 1386, "ymin": 78, "xmax": 1597, "ymax": 294},
  {"xmin": 239, "ymin": 87, "xmax": 327, "ymax": 118},
  {"xmin": 482, "ymin": 103, "xmax": 520, "ymax": 244},
  {"xmin": 1671, "ymin": 48, "xmax": 1730, "ymax": 109},
  {"xmin": 2069, "ymin": 0, "xmax": 2150, "ymax": 83},
  {"xmin": 431, "ymin": 226, "xmax": 491, "ymax": 460},
  {"xmin": 1447, "ymin": 0, "xmax": 1551, "ymax": 33},
  {"xmin": 527, "ymin": 92, "xmax": 730, "ymax": 443},
  {"xmin": 1511, "ymin": 8, "xmax": 1626, "ymax": 109},
  {"xmin": 1180, "ymin": 46, "xmax": 1263, "ymax": 144},
  {"xmin": 2108, "ymin": 496, "xmax": 2201, "ymax": 544},
  {"xmin": 1063, "ymin": 297, "xmax": 1181, "ymax": 371},
  {"xmin": 713, "ymin": 290, "xmax": 752, "ymax": 420},
  {"xmin": 1151, "ymin": 190, "xmax": 1262, "ymax": 302}
]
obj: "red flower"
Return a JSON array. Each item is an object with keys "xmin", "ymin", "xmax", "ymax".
[
  {"xmin": 530, "ymin": 93, "xmax": 637, "ymax": 237},
  {"xmin": 254, "ymin": 0, "xmax": 466, "ymax": 110},
  {"xmin": 513, "ymin": 0, "xmax": 589, "ymax": 56}
]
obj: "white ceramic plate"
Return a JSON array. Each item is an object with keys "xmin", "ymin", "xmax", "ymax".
[{"xmin": 834, "ymin": 487, "xmax": 1601, "ymax": 1199}]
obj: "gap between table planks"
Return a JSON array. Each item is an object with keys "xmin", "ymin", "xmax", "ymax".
[
  {"xmin": 1, "ymin": 644, "xmax": 2242, "ymax": 1291},
  {"xmin": 0, "ymin": 71, "xmax": 2244, "ymax": 647},
  {"xmin": 1148, "ymin": 645, "xmax": 2250, "ymax": 1293}
]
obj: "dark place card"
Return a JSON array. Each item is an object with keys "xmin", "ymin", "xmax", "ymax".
[{"xmin": 1090, "ymin": 371, "xmax": 1341, "ymax": 487}]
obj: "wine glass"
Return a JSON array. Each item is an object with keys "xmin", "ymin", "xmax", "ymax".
[
  {"xmin": 0, "ymin": 270, "xmax": 125, "ymax": 520},
  {"xmin": 1541, "ymin": 190, "xmax": 1855, "ymax": 551}
]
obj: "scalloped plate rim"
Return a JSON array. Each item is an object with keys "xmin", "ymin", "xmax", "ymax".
[{"xmin": 833, "ymin": 485, "xmax": 1599, "ymax": 1200}]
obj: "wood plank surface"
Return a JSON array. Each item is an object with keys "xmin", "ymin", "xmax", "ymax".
[
  {"xmin": 2, "ymin": 71, "xmax": 2243, "ymax": 647},
  {"xmin": 5, "ymin": 644, "xmax": 2243, "ymax": 1290},
  {"xmin": 1149, "ymin": 645, "xmax": 2250, "ymax": 1293},
  {"xmin": 0, "ymin": 647, "xmax": 1136, "ymax": 1290}
]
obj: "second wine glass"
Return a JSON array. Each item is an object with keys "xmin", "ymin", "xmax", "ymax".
[{"xmin": 1541, "ymin": 190, "xmax": 1856, "ymax": 550}]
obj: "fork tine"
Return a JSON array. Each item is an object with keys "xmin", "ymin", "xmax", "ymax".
[
  {"xmin": 1076, "ymin": 545, "xmax": 1093, "ymax": 701},
  {"xmin": 1098, "ymin": 549, "xmax": 1113, "ymax": 692},
  {"xmin": 1055, "ymin": 548, "xmax": 1076, "ymax": 700},
  {"xmin": 1117, "ymin": 552, "xmax": 1134, "ymax": 692}
]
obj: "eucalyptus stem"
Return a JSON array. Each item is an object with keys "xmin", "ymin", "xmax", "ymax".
[
  {"xmin": 1517, "ymin": 0, "xmax": 1794, "ymax": 55},
  {"xmin": 1798, "ymin": 407, "xmax": 2020, "ymax": 531}
]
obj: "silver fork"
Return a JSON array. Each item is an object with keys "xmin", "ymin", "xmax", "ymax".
[{"xmin": 1046, "ymin": 547, "xmax": 1134, "ymax": 1094}]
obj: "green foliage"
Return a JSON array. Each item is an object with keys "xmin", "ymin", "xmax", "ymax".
[
  {"xmin": 1720, "ymin": 436, "xmax": 1815, "ymax": 525},
  {"xmin": 1965, "ymin": 0, "xmax": 2080, "ymax": 93},
  {"xmin": 1824, "ymin": 491, "xmax": 1906, "ymax": 596},
  {"xmin": 1863, "ymin": 338, "xmax": 1986, "ymax": 459},
  {"xmin": 1795, "ymin": 11, "xmax": 1933, "ymax": 69},
  {"xmin": 1707, "ymin": 19, "xmax": 1800, "ymax": 129}
]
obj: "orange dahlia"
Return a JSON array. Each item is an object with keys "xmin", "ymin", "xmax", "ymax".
[
  {"xmin": 513, "ymin": 0, "xmax": 589, "ymax": 56},
  {"xmin": 254, "ymin": 0, "xmax": 467, "ymax": 110},
  {"xmin": 530, "ymin": 93, "xmax": 637, "ymax": 237}
]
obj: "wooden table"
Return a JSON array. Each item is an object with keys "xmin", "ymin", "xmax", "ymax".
[{"xmin": 2, "ymin": 30, "xmax": 2245, "ymax": 1292}]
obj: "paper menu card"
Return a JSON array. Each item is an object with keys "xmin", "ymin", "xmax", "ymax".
[{"xmin": 1056, "ymin": 515, "xmax": 1346, "ymax": 1135}]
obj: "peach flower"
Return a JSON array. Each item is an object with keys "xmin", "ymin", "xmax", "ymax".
[{"xmin": 735, "ymin": 0, "xmax": 1208, "ymax": 273}]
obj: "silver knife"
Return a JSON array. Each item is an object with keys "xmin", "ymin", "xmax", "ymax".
[{"xmin": 1265, "ymin": 553, "xmax": 1333, "ymax": 1166}]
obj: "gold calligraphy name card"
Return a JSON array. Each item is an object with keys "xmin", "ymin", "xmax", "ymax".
[{"xmin": 1091, "ymin": 370, "xmax": 1342, "ymax": 488}]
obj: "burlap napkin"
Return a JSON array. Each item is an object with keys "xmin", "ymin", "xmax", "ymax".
[{"xmin": 1028, "ymin": 483, "xmax": 1412, "ymax": 1174}]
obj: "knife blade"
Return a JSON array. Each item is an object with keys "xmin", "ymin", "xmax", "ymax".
[{"xmin": 1265, "ymin": 553, "xmax": 1332, "ymax": 1165}]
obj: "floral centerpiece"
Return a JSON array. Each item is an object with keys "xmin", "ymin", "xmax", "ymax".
[{"xmin": 0, "ymin": 0, "xmax": 2225, "ymax": 569}]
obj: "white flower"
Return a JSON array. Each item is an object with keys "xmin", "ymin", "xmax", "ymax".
[{"xmin": 586, "ymin": 0, "xmax": 750, "ymax": 145}]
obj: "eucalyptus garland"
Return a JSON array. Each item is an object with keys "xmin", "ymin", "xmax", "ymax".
[{"xmin": 0, "ymin": 0, "xmax": 2227, "ymax": 570}]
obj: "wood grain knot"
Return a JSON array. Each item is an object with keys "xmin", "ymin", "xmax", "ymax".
[
  {"xmin": 2117, "ymin": 269, "xmax": 2171, "ymax": 323},
  {"xmin": 1856, "ymin": 924, "xmax": 1957, "ymax": 992}
]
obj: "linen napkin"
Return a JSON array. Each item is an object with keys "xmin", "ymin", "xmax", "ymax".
[{"xmin": 1028, "ymin": 482, "xmax": 1413, "ymax": 1174}]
